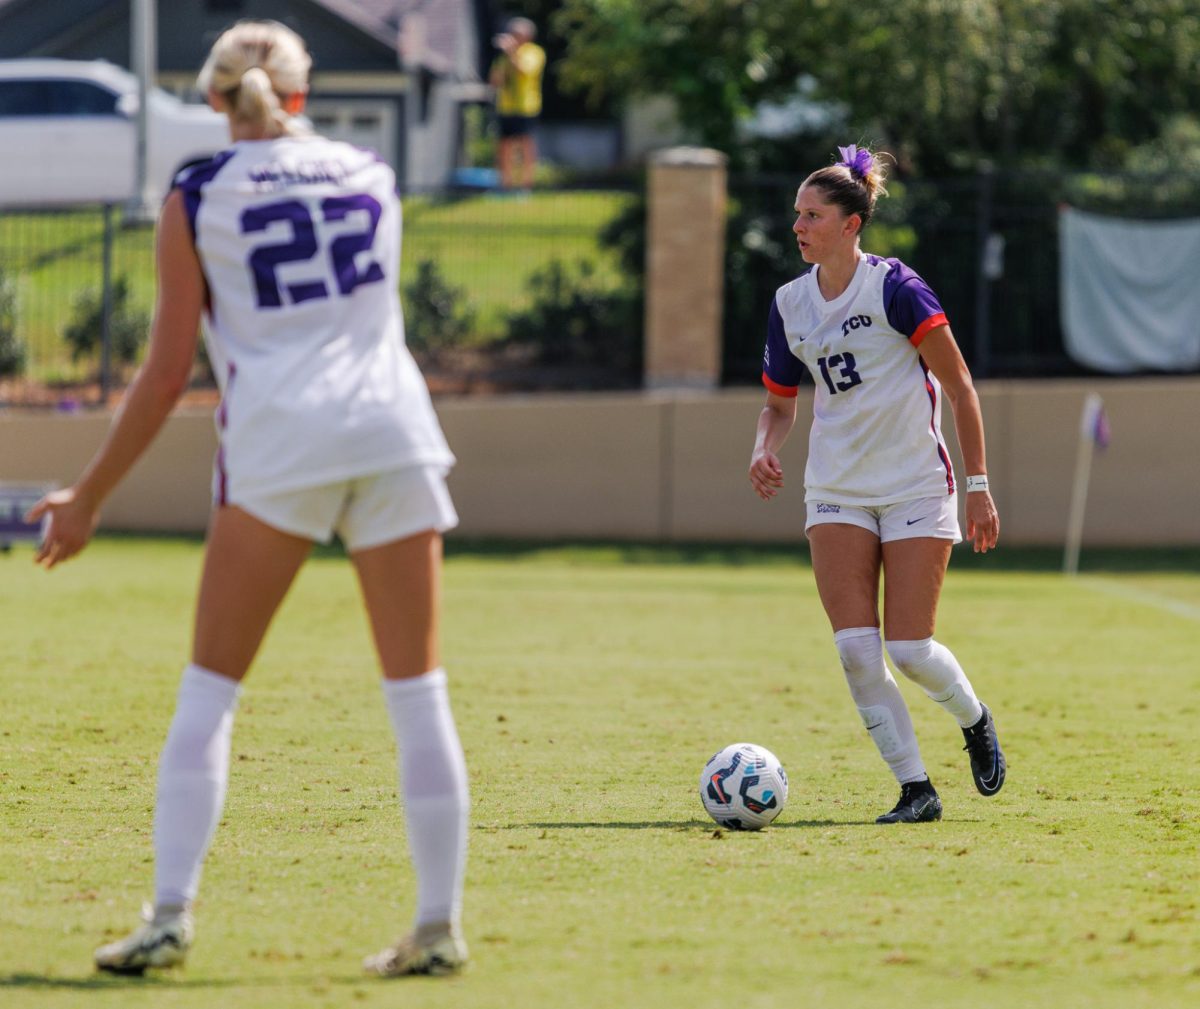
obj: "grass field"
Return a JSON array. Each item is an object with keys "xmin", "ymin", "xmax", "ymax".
[
  {"xmin": 0, "ymin": 189, "xmax": 633, "ymax": 383},
  {"xmin": 400, "ymin": 189, "xmax": 633, "ymax": 338},
  {"xmin": 1, "ymin": 538, "xmax": 1198, "ymax": 1009}
]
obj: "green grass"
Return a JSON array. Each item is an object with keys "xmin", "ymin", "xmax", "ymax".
[
  {"xmin": 0, "ymin": 190, "xmax": 634, "ymax": 382},
  {"xmin": 1, "ymin": 539, "xmax": 1197, "ymax": 1009},
  {"xmin": 0, "ymin": 208, "xmax": 155, "ymax": 384},
  {"xmin": 400, "ymin": 190, "xmax": 633, "ymax": 338}
]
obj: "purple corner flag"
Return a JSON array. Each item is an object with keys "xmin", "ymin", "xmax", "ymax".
[{"xmin": 1081, "ymin": 393, "xmax": 1110, "ymax": 450}]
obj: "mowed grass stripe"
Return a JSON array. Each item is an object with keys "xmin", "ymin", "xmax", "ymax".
[
  {"xmin": 1077, "ymin": 576, "xmax": 1200, "ymax": 622},
  {"xmin": 0, "ymin": 538, "xmax": 1196, "ymax": 1009}
]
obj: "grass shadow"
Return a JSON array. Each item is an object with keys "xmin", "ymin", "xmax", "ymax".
[
  {"xmin": 510, "ymin": 818, "xmax": 920, "ymax": 830},
  {"xmin": 0, "ymin": 971, "xmax": 367, "ymax": 990}
]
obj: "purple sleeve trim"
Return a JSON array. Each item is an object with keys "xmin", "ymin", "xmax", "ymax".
[
  {"xmin": 351, "ymin": 143, "xmax": 390, "ymax": 166},
  {"xmin": 763, "ymin": 296, "xmax": 805, "ymax": 390},
  {"xmin": 172, "ymin": 150, "xmax": 236, "ymax": 240},
  {"xmin": 881, "ymin": 259, "xmax": 946, "ymax": 339}
]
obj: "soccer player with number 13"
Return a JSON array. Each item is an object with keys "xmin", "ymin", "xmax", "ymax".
[{"xmin": 748, "ymin": 145, "xmax": 1006, "ymax": 824}]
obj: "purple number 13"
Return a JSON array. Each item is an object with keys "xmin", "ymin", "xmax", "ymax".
[{"xmin": 240, "ymin": 194, "xmax": 385, "ymax": 309}]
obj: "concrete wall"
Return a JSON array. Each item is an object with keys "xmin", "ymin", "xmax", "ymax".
[{"xmin": 2, "ymin": 377, "xmax": 1198, "ymax": 545}]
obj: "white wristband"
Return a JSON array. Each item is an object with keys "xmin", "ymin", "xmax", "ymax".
[{"xmin": 965, "ymin": 475, "xmax": 989, "ymax": 493}]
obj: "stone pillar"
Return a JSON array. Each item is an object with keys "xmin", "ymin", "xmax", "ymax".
[{"xmin": 644, "ymin": 147, "xmax": 728, "ymax": 389}]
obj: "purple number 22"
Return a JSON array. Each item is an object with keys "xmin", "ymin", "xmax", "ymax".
[{"xmin": 240, "ymin": 194, "xmax": 385, "ymax": 309}]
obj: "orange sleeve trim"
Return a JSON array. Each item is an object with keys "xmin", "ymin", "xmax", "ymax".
[
  {"xmin": 910, "ymin": 312, "xmax": 949, "ymax": 347},
  {"xmin": 762, "ymin": 373, "xmax": 799, "ymax": 397}
]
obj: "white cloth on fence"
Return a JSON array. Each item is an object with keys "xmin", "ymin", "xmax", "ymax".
[{"xmin": 1060, "ymin": 206, "xmax": 1200, "ymax": 372}]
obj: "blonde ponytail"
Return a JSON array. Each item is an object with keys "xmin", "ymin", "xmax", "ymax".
[
  {"xmin": 198, "ymin": 20, "xmax": 311, "ymax": 138},
  {"xmin": 234, "ymin": 66, "xmax": 286, "ymax": 135}
]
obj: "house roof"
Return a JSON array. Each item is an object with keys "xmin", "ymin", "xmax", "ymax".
[
  {"xmin": 394, "ymin": 0, "xmax": 475, "ymax": 75},
  {"xmin": 0, "ymin": 0, "xmax": 483, "ymax": 78},
  {"xmin": 309, "ymin": 1, "xmax": 483, "ymax": 77},
  {"xmin": 307, "ymin": 0, "xmax": 398, "ymax": 50}
]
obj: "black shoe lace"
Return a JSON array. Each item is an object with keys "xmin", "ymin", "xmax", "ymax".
[{"xmin": 962, "ymin": 719, "xmax": 993, "ymax": 761}]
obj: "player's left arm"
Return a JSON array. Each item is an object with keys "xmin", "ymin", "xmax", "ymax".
[
  {"xmin": 918, "ymin": 325, "xmax": 1000, "ymax": 553},
  {"xmin": 27, "ymin": 190, "xmax": 204, "ymax": 568}
]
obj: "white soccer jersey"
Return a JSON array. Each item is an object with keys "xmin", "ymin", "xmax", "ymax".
[
  {"xmin": 174, "ymin": 135, "xmax": 454, "ymax": 502},
  {"xmin": 762, "ymin": 255, "xmax": 955, "ymax": 505}
]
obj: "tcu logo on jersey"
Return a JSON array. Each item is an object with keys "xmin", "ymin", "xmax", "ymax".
[{"xmin": 841, "ymin": 314, "xmax": 872, "ymax": 337}]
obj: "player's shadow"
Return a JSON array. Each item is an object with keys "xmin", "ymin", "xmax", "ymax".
[
  {"xmin": 510, "ymin": 819, "xmax": 885, "ymax": 829},
  {"xmin": 0, "ymin": 972, "xmax": 367, "ymax": 991}
]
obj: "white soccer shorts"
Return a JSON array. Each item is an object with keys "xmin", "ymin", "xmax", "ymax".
[
  {"xmin": 227, "ymin": 464, "xmax": 458, "ymax": 551},
  {"xmin": 805, "ymin": 493, "xmax": 962, "ymax": 544}
]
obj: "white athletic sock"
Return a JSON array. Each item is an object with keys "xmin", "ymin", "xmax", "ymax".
[
  {"xmin": 834, "ymin": 627, "xmax": 927, "ymax": 785},
  {"xmin": 153, "ymin": 663, "xmax": 241, "ymax": 910},
  {"xmin": 886, "ymin": 637, "xmax": 984, "ymax": 728},
  {"xmin": 381, "ymin": 668, "xmax": 469, "ymax": 931}
]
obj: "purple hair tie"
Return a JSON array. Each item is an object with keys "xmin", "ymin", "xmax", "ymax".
[{"xmin": 837, "ymin": 144, "xmax": 872, "ymax": 180}]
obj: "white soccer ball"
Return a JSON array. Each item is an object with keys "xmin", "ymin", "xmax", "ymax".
[{"xmin": 699, "ymin": 742, "xmax": 788, "ymax": 830}]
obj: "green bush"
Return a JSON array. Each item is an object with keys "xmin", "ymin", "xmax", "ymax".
[
  {"xmin": 461, "ymin": 104, "xmax": 497, "ymax": 169},
  {"xmin": 0, "ymin": 269, "xmax": 24, "ymax": 377},
  {"xmin": 62, "ymin": 276, "xmax": 148, "ymax": 366},
  {"xmin": 501, "ymin": 258, "xmax": 640, "ymax": 380},
  {"xmin": 402, "ymin": 258, "xmax": 476, "ymax": 358}
]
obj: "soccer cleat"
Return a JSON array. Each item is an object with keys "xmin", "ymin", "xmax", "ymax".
[
  {"xmin": 961, "ymin": 704, "xmax": 1006, "ymax": 796},
  {"xmin": 363, "ymin": 924, "xmax": 468, "ymax": 978},
  {"xmin": 94, "ymin": 904, "xmax": 193, "ymax": 974},
  {"xmin": 876, "ymin": 779, "xmax": 943, "ymax": 824}
]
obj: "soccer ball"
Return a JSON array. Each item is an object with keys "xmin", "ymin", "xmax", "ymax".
[{"xmin": 699, "ymin": 743, "xmax": 788, "ymax": 830}]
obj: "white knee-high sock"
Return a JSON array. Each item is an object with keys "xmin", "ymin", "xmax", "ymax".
[
  {"xmin": 381, "ymin": 668, "xmax": 469, "ymax": 931},
  {"xmin": 834, "ymin": 627, "xmax": 927, "ymax": 785},
  {"xmin": 153, "ymin": 663, "xmax": 241, "ymax": 910},
  {"xmin": 886, "ymin": 637, "xmax": 984, "ymax": 728}
]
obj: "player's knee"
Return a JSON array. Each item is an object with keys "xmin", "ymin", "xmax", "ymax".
[
  {"xmin": 885, "ymin": 636, "xmax": 935, "ymax": 680},
  {"xmin": 834, "ymin": 626, "xmax": 886, "ymax": 691}
]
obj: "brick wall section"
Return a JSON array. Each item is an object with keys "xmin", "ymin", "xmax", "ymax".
[{"xmin": 644, "ymin": 147, "xmax": 728, "ymax": 389}]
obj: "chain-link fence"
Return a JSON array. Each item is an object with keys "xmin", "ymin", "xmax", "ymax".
[
  {"xmin": 723, "ymin": 169, "xmax": 1200, "ymax": 385},
  {"xmin": 0, "ymin": 184, "xmax": 640, "ymax": 406},
  {"xmin": 3, "ymin": 171, "xmax": 1198, "ymax": 406},
  {"xmin": 0, "ymin": 205, "xmax": 154, "ymax": 406}
]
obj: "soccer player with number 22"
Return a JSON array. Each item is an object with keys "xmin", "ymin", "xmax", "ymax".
[
  {"xmin": 28, "ymin": 21, "xmax": 469, "ymax": 978},
  {"xmin": 748, "ymin": 145, "xmax": 1006, "ymax": 824}
]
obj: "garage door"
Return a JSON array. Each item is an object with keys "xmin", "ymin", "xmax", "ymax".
[{"xmin": 305, "ymin": 99, "xmax": 398, "ymax": 169}]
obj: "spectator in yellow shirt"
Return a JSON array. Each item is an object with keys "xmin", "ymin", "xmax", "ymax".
[{"xmin": 489, "ymin": 18, "xmax": 545, "ymax": 191}]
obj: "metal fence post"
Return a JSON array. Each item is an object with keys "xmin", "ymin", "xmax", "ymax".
[
  {"xmin": 100, "ymin": 203, "xmax": 114, "ymax": 403},
  {"xmin": 972, "ymin": 164, "xmax": 995, "ymax": 378}
]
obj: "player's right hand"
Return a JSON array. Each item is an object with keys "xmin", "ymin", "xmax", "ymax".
[
  {"xmin": 25, "ymin": 487, "xmax": 100, "ymax": 569},
  {"xmin": 749, "ymin": 452, "xmax": 784, "ymax": 501}
]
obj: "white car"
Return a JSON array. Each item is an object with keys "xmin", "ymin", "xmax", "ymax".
[{"xmin": 0, "ymin": 58, "xmax": 230, "ymax": 208}]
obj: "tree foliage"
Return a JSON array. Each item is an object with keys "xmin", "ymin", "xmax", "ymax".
[
  {"xmin": 555, "ymin": 0, "xmax": 1200, "ymax": 173},
  {"xmin": 555, "ymin": 0, "xmax": 797, "ymax": 155}
]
